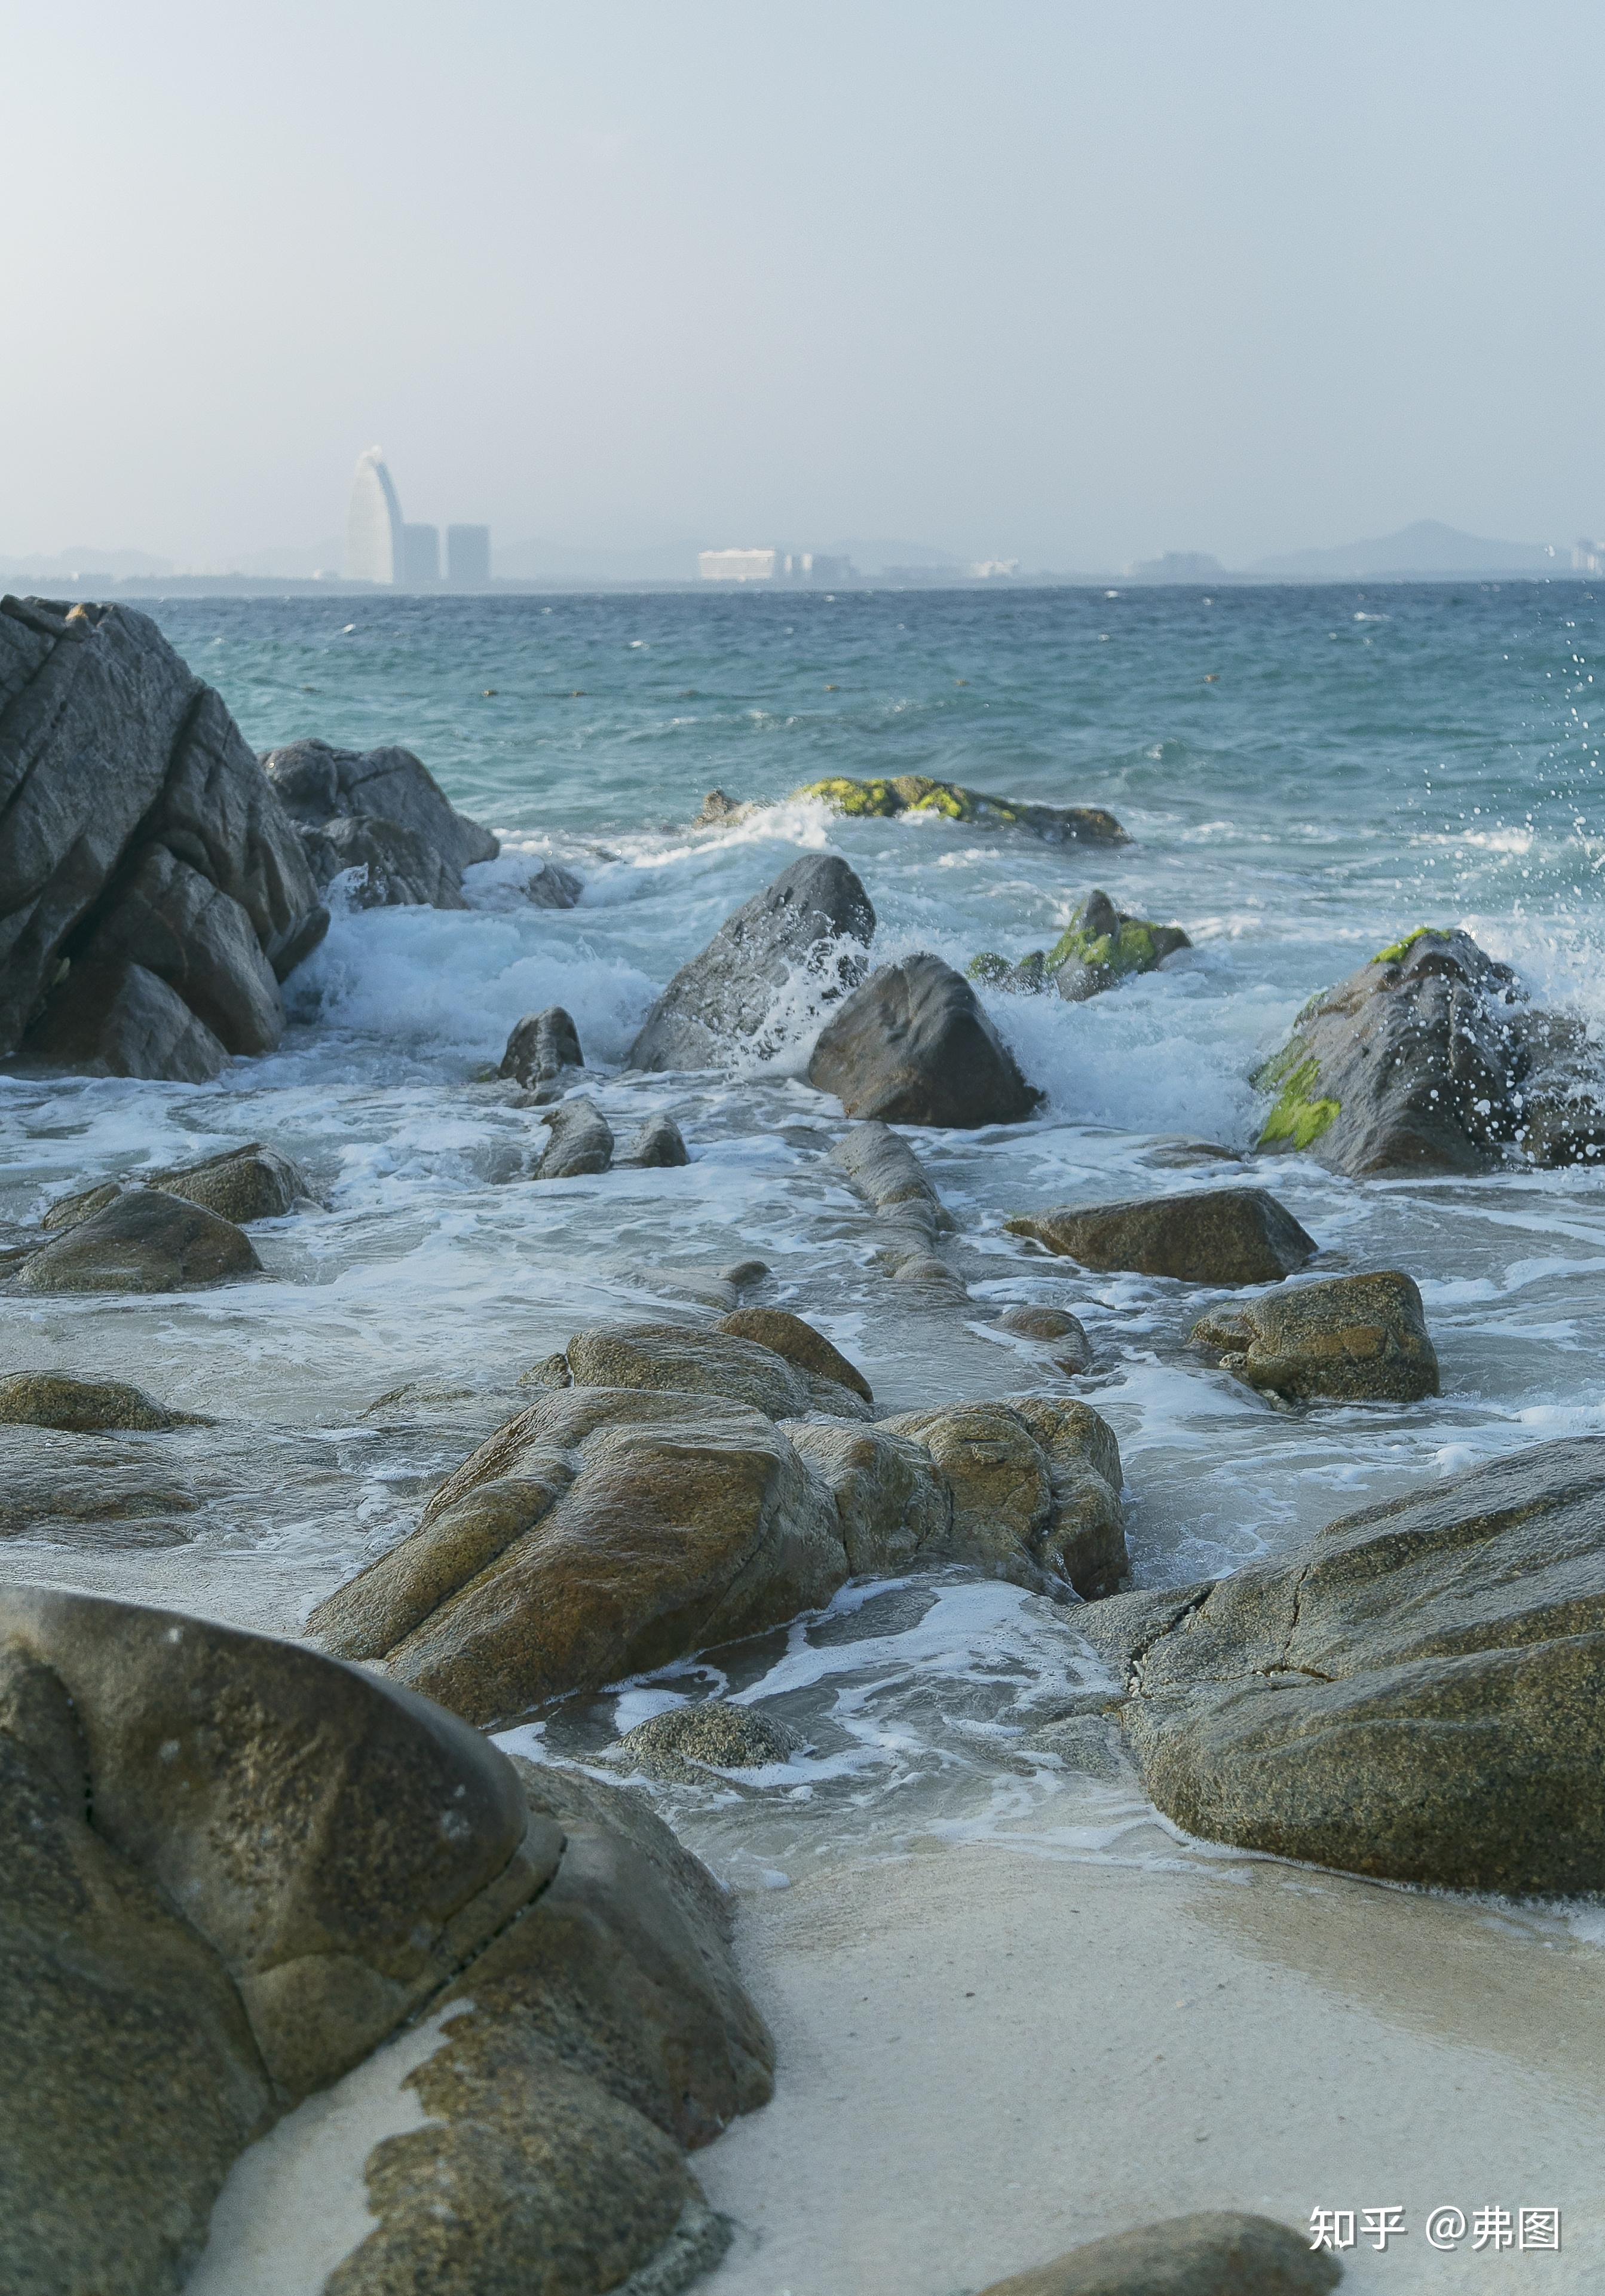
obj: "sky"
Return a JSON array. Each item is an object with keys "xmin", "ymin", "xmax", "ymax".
[{"xmin": 4, "ymin": 1, "xmax": 1602, "ymax": 572}]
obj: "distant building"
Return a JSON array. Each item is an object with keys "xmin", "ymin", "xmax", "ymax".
[
  {"xmin": 447, "ymin": 524, "xmax": 491, "ymax": 586},
  {"xmin": 700, "ymin": 548, "xmax": 778, "ymax": 581},
  {"xmin": 399, "ymin": 524, "xmax": 439, "ymax": 586},
  {"xmin": 1574, "ymin": 537, "xmax": 1604, "ymax": 575},
  {"xmin": 346, "ymin": 447, "xmax": 404, "ymax": 583},
  {"xmin": 971, "ymin": 559, "xmax": 1019, "ymax": 579},
  {"xmin": 1124, "ymin": 550, "xmax": 1226, "ymax": 583}
]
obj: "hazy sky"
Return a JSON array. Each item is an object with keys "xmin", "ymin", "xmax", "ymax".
[{"xmin": 5, "ymin": 1, "xmax": 1601, "ymax": 568}]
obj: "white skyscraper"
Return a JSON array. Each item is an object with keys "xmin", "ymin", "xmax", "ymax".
[{"xmin": 345, "ymin": 447, "xmax": 404, "ymax": 583}]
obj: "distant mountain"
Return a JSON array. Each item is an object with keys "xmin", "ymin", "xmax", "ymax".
[{"xmin": 1247, "ymin": 520, "xmax": 1558, "ymax": 580}]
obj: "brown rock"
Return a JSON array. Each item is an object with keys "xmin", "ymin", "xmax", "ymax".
[
  {"xmin": 1007, "ymin": 1187, "xmax": 1316, "ymax": 1286},
  {"xmin": 1190, "ymin": 1271, "xmax": 1439, "ymax": 1402},
  {"xmin": 0, "ymin": 1371, "xmax": 201, "ymax": 1432},
  {"xmin": 13, "ymin": 1186, "xmax": 261, "ymax": 1294},
  {"xmin": 1077, "ymin": 1435, "xmax": 1605, "ymax": 1894},
  {"xmin": 0, "ymin": 1585, "xmax": 561, "ymax": 2099},
  {"xmin": 718, "ymin": 1305, "xmax": 873, "ymax": 1402},
  {"xmin": 310, "ymin": 1386, "xmax": 848, "ymax": 1728}
]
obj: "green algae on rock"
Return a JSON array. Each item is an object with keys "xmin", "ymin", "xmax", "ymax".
[
  {"xmin": 794, "ymin": 773, "xmax": 1126, "ymax": 846},
  {"xmin": 1251, "ymin": 926, "xmax": 1605, "ymax": 1174},
  {"xmin": 970, "ymin": 890, "xmax": 1189, "ymax": 1000}
]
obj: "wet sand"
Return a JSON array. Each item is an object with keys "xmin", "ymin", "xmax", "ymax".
[{"xmin": 696, "ymin": 1844, "xmax": 1605, "ymax": 2295}]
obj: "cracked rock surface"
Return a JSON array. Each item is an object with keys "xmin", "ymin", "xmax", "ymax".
[{"xmin": 1076, "ymin": 1434, "xmax": 1605, "ymax": 1894}]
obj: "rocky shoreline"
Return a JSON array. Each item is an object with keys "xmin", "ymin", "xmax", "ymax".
[{"xmin": 2, "ymin": 598, "xmax": 1603, "ymax": 2293}]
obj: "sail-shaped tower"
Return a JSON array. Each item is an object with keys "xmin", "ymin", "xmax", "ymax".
[{"xmin": 345, "ymin": 447, "xmax": 405, "ymax": 583}]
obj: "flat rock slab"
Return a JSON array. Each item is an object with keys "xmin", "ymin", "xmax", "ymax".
[
  {"xmin": 1077, "ymin": 1433, "xmax": 1605, "ymax": 1894},
  {"xmin": 975, "ymin": 2211, "xmax": 1338, "ymax": 2295},
  {"xmin": 12, "ymin": 1186, "xmax": 261, "ymax": 1293},
  {"xmin": 808, "ymin": 953, "xmax": 1039, "ymax": 1128},
  {"xmin": 1007, "ymin": 1188, "xmax": 1316, "ymax": 1286},
  {"xmin": 1190, "ymin": 1270, "xmax": 1439, "ymax": 1402}
]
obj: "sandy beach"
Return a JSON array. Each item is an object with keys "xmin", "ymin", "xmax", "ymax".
[{"xmin": 696, "ymin": 1844, "xmax": 1605, "ymax": 2295}]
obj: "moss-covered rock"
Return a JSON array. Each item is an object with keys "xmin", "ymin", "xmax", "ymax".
[
  {"xmin": 1250, "ymin": 926, "xmax": 1605, "ymax": 1174},
  {"xmin": 795, "ymin": 775, "xmax": 1126, "ymax": 846},
  {"xmin": 970, "ymin": 890, "xmax": 1189, "ymax": 999}
]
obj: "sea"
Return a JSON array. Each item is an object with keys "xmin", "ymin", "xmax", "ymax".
[{"xmin": 4, "ymin": 578, "xmax": 1603, "ymax": 1902}]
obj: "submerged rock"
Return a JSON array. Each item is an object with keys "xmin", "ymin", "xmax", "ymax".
[
  {"xmin": 1077, "ymin": 1435, "xmax": 1605, "ymax": 1895},
  {"xmin": 0, "ymin": 1426, "xmax": 203, "ymax": 1545},
  {"xmin": 0, "ymin": 1583, "xmax": 767, "ymax": 2296},
  {"xmin": 1190, "ymin": 1271, "xmax": 1439, "ymax": 1403},
  {"xmin": 1254, "ymin": 926, "xmax": 1605, "ymax": 1175},
  {"xmin": 718, "ymin": 1305, "xmax": 873, "ymax": 1402},
  {"xmin": 828, "ymin": 1118, "xmax": 956, "ymax": 1238},
  {"xmin": 808, "ymin": 952, "xmax": 1040, "ymax": 1128},
  {"xmin": 977, "ymin": 2211, "xmax": 1340, "ymax": 2295},
  {"xmin": 0, "ymin": 1372, "xmax": 201, "ymax": 1433},
  {"xmin": 535, "ymin": 1095, "xmax": 614, "ymax": 1179},
  {"xmin": 970, "ymin": 889, "xmax": 1190, "ymax": 1001},
  {"xmin": 617, "ymin": 1699, "xmax": 798, "ymax": 1772},
  {"xmin": 620, "ymin": 1112, "xmax": 691, "ymax": 1168},
  {"xmin": 0, "ymin": 597, "xmax": 326, "ymax": 1080},
  {"xmin": 310, "ymin": 1323, "xmax": 1126, "ymax": 1722},
  {"xmin": 996, "ymin": 1303, "xmax": 1094, "ymax": 1371},
  {"xmin": 626, "ymin": 853, "xmax": 876, "ymax": 1072},
  {"xmin": 795, "ymin": 773, "xmax": 1126, "ymax": 847},
  {"xmin": 1007, "ymin": 1188, "xmax": 1316, "ymax": 1286},
  {"xmin": 13, "ymin": 1187, "xmax": 261, "ymax": 1294},
  {"xmin": 46, "ymin": 1143, "xmax": 311, "ymax": 1233},
  {"xmin": 500, "ymin": 1004, "xmax": 584, "ymax": 1091}
]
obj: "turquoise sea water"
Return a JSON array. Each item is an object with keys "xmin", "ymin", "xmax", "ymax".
[{"xmin": 5, "ymin": 581, "xmax": 1605, "ymax": 1876}]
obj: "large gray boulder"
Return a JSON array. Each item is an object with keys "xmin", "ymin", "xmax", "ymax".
[
  {"xmin": 1007, "ymin": 1189, "xmax": 1316, "ymax": 1286},
  {"xmin": 626, "ymin": 853, "xmax": 875, "ymax": 1072},
  {"xmin": 0, "ymin": 1585, "xmax": 770, "ymax": 2296},
  {"xmin": 300, "ymin": 813, "xmax": 468, "ymax": 910},
  {"xmin": 24, "ymin": 959, "xmax": 229, "ymax": 1082},
  {"xmin": 0, "ymin": 599, "xmax": 327, "ymax": 1080},
  {"xmin": 1077, "ymin": 1435, "xmax": 1605, "ymax": 1894},
  {"xmin": 262, "ymin": 736, "xmax": 498, "ymax": 910},
  {"xmin": 1255, "ymin": 926, "xmax": 1605, "ymax": 1174},
  {"xmin": 808, "ymin": 952, "xmax": 1040, "ymax": 1127}
]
